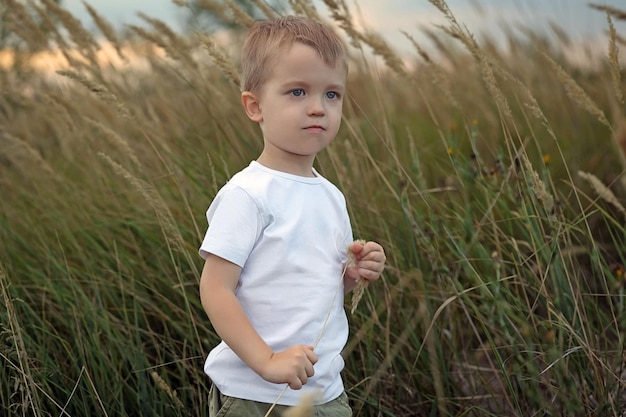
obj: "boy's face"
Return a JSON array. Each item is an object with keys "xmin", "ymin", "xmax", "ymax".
[{"xmin": 243, "ymin": 42, "xmax": 346, "ymax": 175}]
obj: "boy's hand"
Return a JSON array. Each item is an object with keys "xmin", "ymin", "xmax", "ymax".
[
  {"xmin": 345, "ymin": 241, "xmax": 386, "ymax": 284},
  {"xmin": 259, "ymin": 345, "xmax": 318, "ymax": 390}
]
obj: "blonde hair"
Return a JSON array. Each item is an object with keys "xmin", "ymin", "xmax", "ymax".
[{"xmin": 240, "ymin": 15, "xmax": 346, "ymax": 93}]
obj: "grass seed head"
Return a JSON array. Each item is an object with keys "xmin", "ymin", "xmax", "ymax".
[{"xmin": 348, "ymin": 239, "xmax": 367, "ymax": 314}]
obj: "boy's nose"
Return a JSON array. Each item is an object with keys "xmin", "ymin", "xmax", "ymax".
[{"xmin": 307, "ymin": 98, "xmax": 325, "ymax": 116}]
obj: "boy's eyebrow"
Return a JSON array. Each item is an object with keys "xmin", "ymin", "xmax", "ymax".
[{"xmin": 280, "ymin": 80, "xmax": 345, "ymax": 91}]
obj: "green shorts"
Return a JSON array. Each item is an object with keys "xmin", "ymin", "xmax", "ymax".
[{"xmin": 208, "ymin": 384, "xmax": 352, "ymax": 417}]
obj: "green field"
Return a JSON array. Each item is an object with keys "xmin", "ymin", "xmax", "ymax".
[{"xmin": 1, "ymin": 0, "xmax": 625, "ymax": 416}]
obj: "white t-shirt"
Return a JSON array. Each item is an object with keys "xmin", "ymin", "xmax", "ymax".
[{"xmin": 199, "ymin": 161, "xmax": 353, "ymax": 406}]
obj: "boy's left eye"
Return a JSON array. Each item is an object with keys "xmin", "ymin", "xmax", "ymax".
[
  {"xmin": 326, "ymin": 91, "xmax": 338, "ymax": 99},
  {"xmin": 291, "ymin": 89, "xmax": 305, "ymax": 97}
]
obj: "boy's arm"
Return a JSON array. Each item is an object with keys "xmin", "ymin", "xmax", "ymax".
[
  {"xmin": 199, "ymin": 253, "xmax": 317, "ymax": 390},
  {"xmin": 344, "ymin": 240, "xmax": 386, "ymax": 293}
]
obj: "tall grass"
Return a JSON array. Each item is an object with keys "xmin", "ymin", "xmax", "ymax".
[{"xmin": 1, "ymin": 0, "xmax": 625, "ymax": 415}]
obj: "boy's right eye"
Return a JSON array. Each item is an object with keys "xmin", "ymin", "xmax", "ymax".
[{"xmin": 290, "ymin": 89, "xmax": 305, "ymax": 97}]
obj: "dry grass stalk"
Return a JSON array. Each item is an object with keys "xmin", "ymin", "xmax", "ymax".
[
  {"xmin": 42, "ymin": 93, "xmax": 77, "ymax": 136},
  {"xmin": 521, "ymin": 154, "xmax": 555, "ymax": 217},
  {"xmin": 606, "ymin": 14, "xmax": 624, "ymax": 104},
  {"xmin": 3, "ymin": 131, "xmax": 59, "ymax": 180},
  {"xmin": 197, "ymin": 33, "xmax": 241, "ymax": 88},
  {"xmin": 150, "ymin": 372, "xmax": 185, "ymax": 409},
  {"xmin": 82, "ymin": 1, "xmax": 127, "ymax": 62},
  {"xmin": 56, "ymin": 69, "xmax": 131, "ymax": 118},
  {"xmin": 548, "ymin": 21, "xmax": 571, "ymax": 46},
  {"xmin": 172, "ymin": 0, "xmax": 190, "ymax": 6},
  {"xmin": 348, "ymin": 239, "xmax": 368, "ymax": 314},
  {"xmin": 578, "ymin": 171, "xmax": 626, "ymax": 215},
  {"xmin": 542, "ymin": 51, "xmax": 612, "ymax": 129},
  {"xmin": 403, "ymin": 30, "xmax": 460, "ymax": 109},
  {"xmin": 0, "ymin": 268, "xmax": 42, "ymax": 416},
  {"xmin": 99, "ymin": 153, "xmax": 185, "ymax": 252}
]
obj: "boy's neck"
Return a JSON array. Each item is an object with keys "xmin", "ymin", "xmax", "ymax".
[{"xmin": 256, "ymin": 153, "xmax": 317, "ymax": 177}]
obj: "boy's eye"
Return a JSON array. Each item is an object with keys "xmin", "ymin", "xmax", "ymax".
[
  {"xmin": 291, "ymin": 89, "xmax": 305, "ymax": 97},
  {"xmin": 326, "ymin": 91, "xmax": 339, "ymax": 99}
]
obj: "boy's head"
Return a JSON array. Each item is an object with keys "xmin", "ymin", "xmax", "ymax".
[{"xmin": 240, "ymin": 16, "xmax": 346, "ymax": 94}]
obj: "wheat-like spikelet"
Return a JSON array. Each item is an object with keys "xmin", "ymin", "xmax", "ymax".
[
  {"xmin": 41, "ymin": 0, "xmax": 100, "ymax": 66},
  {"xmin": 290, "ymin": 0, "xmax": 321, "ymax": 21},
  {"xmin": 578, "ymin": 171, "xmax": 626, "ymax": 215},
  {"xmin": 282, "ymin": 392, "xmax": 316, "ymax": 417},
  {"xmin": 56, "ymin": 69, "xmax": 131, "ymax": 118},
  {"xmin": 137, "ymin": 13, "xmax": 196, "ymax": 69},
  {"xmin": 30, "ymin": 3, "xmax": 87, "ymax": 68},
  {"xmin": 172, "ymin": 0, "xmax": 190, "ymax": 6},
  {"xmin": 542, "ymin": 51, "xmax": 612, "ymax": 129},
  {"xmin": 82, "ymin": 1, "xmax": 127, "ymax": 62},
  {"xmin": 360, "ymin": 31, "xmax": 407, "ymax": 77},
  {"xmin": 321, "ymin": 0, "xmax": 361, "ymax": 48},
  {"xmin": 589, "ymin": 4, "xmax": 626, "ymax": 20},
  {"xmin": 348, "ymin": 239, "xmax": 368, "ymax": 314},
  {"xmin": 83, "ymin": 117, "xmax": 141, "ymax": 168},
  {"xmin": 429, "ymin": 0, "xmax": 462, "ymax": 29},
  {"xmin": 99, "ymin": 153, "xmax": 185, "ymax": 252},
  {"xmin": 128, "ymin": 24, "xmax": 166, "ymax": 51},
  {"xmin": 429, "ymin": 0, "xmax": 513, "ymax": 122},
  {"xmin": 4, "ymin": 0, "xmax": 48, "ymax": 50},
  {"xmin": 196, "ymin": 33, "xmax": 241, "ymax": 88},
  {"xmin": 606, "ymin": 14, "xmax": 624, "ymax": 105},
  {"xmin": 150, "ymin": 372, "xmax": 185, "ymax": 409},
  {"xmin": 521, "ymin": 154, "xmax": 555, "ymax": 217},
  {"xmin": 224, "ymin": 0, "xmax": 256, "ymax": 28},
  {"xmin": 402, "ymin": 30, "xmax": 431, "ymax": 63}
]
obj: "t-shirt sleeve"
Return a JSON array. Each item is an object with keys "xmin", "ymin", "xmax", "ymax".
[{"xmin": 198, "ymin": 186, "xmax": 263, "ymax": 267}]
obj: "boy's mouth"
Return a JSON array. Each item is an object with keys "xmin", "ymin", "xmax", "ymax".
[{"xmin": 303, "ymin": 125, "xmax": 325, "ymax": 132}]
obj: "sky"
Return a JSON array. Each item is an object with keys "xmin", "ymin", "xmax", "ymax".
[{"xmin": 60, "ymin": 0, "xmax": 626, "ymax": 56}]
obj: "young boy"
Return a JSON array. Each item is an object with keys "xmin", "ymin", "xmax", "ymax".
[{"xmin": 199, "ymin": 15, "xmax": 386, "ymax": 416}]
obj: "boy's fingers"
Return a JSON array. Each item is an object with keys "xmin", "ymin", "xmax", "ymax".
[{"xmin": 304, "ymin": 346, "xmax": 318, "ymax": 364}]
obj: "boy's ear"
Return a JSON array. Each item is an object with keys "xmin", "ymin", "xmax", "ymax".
[{"xmin": 241, "ymin": 91, "xmax": 263, "ymax": 122}]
